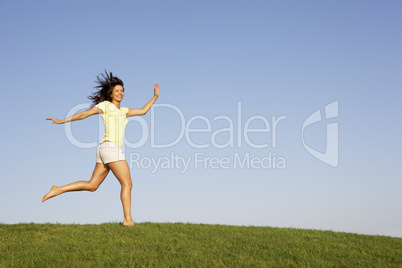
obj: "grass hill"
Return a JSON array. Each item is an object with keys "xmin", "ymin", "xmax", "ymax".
[{"xmin": 0, "ymin": 222, "xmax": 401, "ymax": 267}]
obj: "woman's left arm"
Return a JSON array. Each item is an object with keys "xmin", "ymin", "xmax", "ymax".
[{"xmin": 126, "ymin": 83, "xmax": 159, "ymax": 117}]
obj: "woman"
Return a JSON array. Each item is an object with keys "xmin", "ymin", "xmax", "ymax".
[{"xmin": 42, "ymin": 71, "xmax": 159, "ymax": 226}]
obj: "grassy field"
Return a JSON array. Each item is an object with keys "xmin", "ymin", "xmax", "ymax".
[{"xmin": 0, "ymin": 222, "xmax": 401, "ymax": 267}]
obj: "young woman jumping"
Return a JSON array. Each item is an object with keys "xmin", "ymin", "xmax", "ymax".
[{"xmin": 42, "ymin": 71, "xmax": 159, "ymax": 226}]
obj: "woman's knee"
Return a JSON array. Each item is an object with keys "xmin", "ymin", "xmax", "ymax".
[
  {"xmin": 121, "ymin": 179, "xmax": 132, "ymax": 190},
  {"xmin": 88, "ymin": 182, "xmax": 99, "ymax": 192}
]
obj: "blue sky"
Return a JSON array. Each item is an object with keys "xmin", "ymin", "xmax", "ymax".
[{"xmin": 0, "ymin": 0, "xmax": 401, "ymax": 237}]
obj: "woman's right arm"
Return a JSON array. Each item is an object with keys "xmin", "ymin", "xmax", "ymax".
[{"xmin": 47, "ymin": 106, "xmax": 101, "ymax": 124}]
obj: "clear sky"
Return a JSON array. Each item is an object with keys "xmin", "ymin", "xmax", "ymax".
[{"xmin": 0, "ymin": 0, "xmax": 401, "ymax": 237}]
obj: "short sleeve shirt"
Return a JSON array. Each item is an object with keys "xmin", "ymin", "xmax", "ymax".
[{"xmin": 95, "ymin": 101, "xmax": 129, "ymax": 146}]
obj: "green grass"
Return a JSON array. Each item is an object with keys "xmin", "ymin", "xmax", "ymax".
[{"xmin": 0, "ymin": 223, "xmax": 401, "ymax": 267}]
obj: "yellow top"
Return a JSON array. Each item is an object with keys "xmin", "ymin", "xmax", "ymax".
[{"xmin": 95, "ymin": 101, "xmax": 129, "ymax": 147}]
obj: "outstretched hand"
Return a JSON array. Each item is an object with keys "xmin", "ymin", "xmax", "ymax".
[
  {"xmin": 154, "ymin": 83, "xmax": 160, "ymax": 98},
  {"xmin": 46, "ymin": 118, "xmax": 63, "ymax": 124}
]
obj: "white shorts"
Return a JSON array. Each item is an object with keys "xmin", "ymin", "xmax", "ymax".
[{"xmin": 96, "ymin": 142, "xmax": 125, "ymax": 164}]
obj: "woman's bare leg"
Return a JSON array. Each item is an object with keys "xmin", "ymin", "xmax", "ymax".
[
  {"xmin": 42, "ymin": 163, "xmax": 110, "ymax": 202},
  {"xmin": 107, "ymin": 160, "xmax": 135, "ymax": 226}
]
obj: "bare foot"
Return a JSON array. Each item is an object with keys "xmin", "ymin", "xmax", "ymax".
[
  {"xmin": 42, "ymin": 186, "xmax": 60, "ymax": 202},
  {"xmin": 122, "ymin": 220, "xmax": 135, "ymax": 227}
]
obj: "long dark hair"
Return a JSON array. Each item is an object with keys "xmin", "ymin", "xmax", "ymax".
[{"xmin": 88, "ymin": 70, "xmax": 124, "ymax": 107}]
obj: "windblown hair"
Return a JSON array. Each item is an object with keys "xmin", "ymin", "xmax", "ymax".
[{"xmin": 88, "ymin": 70, "xmax": 124, "ymax": 107}]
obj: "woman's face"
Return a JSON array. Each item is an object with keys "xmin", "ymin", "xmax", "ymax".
[{"xmin": 111, "ymin": 85, "xmax": 124, "ymax": 102}]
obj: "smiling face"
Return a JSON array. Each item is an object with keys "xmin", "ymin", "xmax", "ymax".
[{"xmin": 110, "ymin": 85, "xmax": 124, "ymax": 103}]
